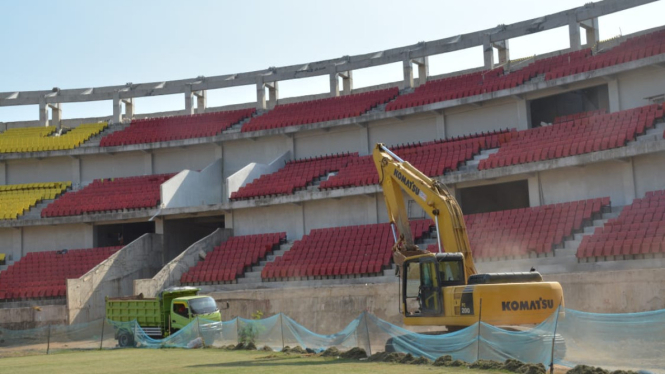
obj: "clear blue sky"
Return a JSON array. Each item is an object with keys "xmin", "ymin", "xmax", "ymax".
[{"xmin": 1, "ymin": 0, "xmax": 664, "ymax": 122}]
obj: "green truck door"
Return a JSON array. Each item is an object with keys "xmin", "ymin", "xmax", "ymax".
[{"xmin": 171, "ymin": 301, "xmax": 191, "ymax": 331}]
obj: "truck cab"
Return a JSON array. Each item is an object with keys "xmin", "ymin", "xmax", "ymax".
[{"xmin": 168, "ymin": 294, "xmax": 221, "ymax": 332}]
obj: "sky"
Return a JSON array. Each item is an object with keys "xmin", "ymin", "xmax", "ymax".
[{"xmin": 1, "ymin": 0, "xmax": 664, "ymax": 122}]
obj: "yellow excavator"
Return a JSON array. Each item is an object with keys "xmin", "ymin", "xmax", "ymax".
[{"xmin": 373, "ymin": 143, "xmax": 564, "ymax": 328}]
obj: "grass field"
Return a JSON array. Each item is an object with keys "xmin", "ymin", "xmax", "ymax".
[{"xmin": 0, "ymin": 349, "xmax": 509, "ymax": 374}]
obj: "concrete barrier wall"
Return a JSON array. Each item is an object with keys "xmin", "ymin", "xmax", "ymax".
[
  {"xmin": 0, "ymin": 305, "xmax": 67, "ymax": 330},
  {"xmin": 66, "ymin": 234, "xmax": 163, "ymax": 324},
  {"xmin": 226, "ymin": 150, "xmax": 291, "ymax": 200},
  {"xmin": 134, "ymin": 228, "xmax": 233, "ymax": 297},
  {"xmin": 208, "ymin": 267, "xmax": 665, "ymax": 334},
  {"xmin": 161, "ymin": 158, "xmax": 223, "ymax": 209}
]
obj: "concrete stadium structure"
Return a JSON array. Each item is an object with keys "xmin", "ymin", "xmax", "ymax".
[{"xmin": 1, "ymin": 0, "xmax": 665, "ymax": 330}]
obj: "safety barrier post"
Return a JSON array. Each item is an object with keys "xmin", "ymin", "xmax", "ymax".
[
  {"xmin": 363, "ymin": 311, "xmax": 372, "ymax": 356},
  {"xmin": 476, "ymin": 299, "xmax": 483, "ymax": 362},
  {"xmin": 46, "ymin": 324, "xmax": 51, "ymax": 355},
  {"xmin": 549, "ymin": 299, "xmax": 563, "ymax": 374},
  {"xmin": 235, "ymin": 317, "xmax": 240, "ymax": 344},
  {"xmin": 100, "ymin": 316, "xmax": 106, "ymax": 350},
  {"xmin": 279, "ymin": 313, "xmax": 285, "ymax": 350}
]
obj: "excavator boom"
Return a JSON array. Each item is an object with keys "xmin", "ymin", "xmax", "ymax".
[{"xmin": 373, "ymin": 143, "xmax": 477, "ymax": 276}]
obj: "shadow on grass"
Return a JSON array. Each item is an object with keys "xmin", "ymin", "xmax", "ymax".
[{"xmin": 188, "ymin": 356, "xmax": 353, "ymax": 369}]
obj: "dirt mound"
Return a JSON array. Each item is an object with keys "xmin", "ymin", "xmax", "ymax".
[
  {"xmin": 223, "ymin": 344, "xmax": 236, "ymax": 350},
  {"xmin": 449, "ymin": 359, "xmax": 468, "ymax": 367},
  {"xmin": 340, "ymin": 347, "xmax": 367, "ymax": 360},
  {"xmin": 321, "ymin": 347, "xmax": 341, "ymax": 357},
  {"xmin": 609, "ymin": 371, "xmax": 639, "ymax": 374},
  {"xmin": 399, "ymin": 353, "xmax": 416, "ymax": 364},
  {"xmin": 568, "ymin": 365, "xmax": 610, "ymax": 374},
  {"xmin": 233, "ymin": 343, "xmax": 246, "ymax": 350},
  {"xmin": 471, "ymin": 360, "xmax": 503, "ymax": 370},
  {"xmin": 517, "ymin": 364, "xmax": 547, "ymax": 374},
  {"xmin": 260, "ymin": 345, "xmax": 273, "ymax": 352},
  {"xmin": 282, "ymin": 345, "xmax": 306, "ymax": 354},
  {"xmin": 433, "ymin": 355, "xmax": 453, "ymax": 366},
  {"xmin": 502, "ymin": 359, "xmax": 526, "ymax": 372},
  {"xmin": 410, "ymin": 356, "xmax": 432, "ymax": 365},
  {"xmin": 245, "ymin": 342, "xmax": 257, "ymax": 350}
]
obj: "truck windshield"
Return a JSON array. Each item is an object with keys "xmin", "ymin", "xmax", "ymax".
[{"xmin": 189, "ymin": 297, "xmax": 218, "ymax": 315}]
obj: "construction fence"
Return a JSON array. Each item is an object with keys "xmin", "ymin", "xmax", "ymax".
[{"xmin": 0, "ymin": 307, "xmax": 663, "ymax": 373}]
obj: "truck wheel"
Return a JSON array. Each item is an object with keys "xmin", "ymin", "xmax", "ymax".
[{"xmin": 118, "ymin": 331, "xmax": 135, "ymax": 348}]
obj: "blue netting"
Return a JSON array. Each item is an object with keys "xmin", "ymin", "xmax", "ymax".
[{"xmin": 2, "ymin": 307, "xmax": 664, "ymax": 373}]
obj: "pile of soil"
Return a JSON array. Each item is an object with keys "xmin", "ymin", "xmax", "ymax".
[
  {"xmin": 232, "ymin": 342, "xmax": 257, "ymax": 350},
  {"xmin": 410, "ymin": 356, "xmax": 432, "ymax": 365},
  {"xmin": 367, "ymin": 352, "xmax": 407, "ymax": 363},
  {"xmin": 260, "ymin": 345, "xmax": 273, "ymax": 352},
  {"xmin": 471, "ymin": 360, "xmax": 504, "ymax": 370},
  {"xmin": 340, "ymin": 347, "xmax": 367, "ymax": 360},
  {"xmin": 320, "ymin": 347, "xmax": 341, "ymax": 357},
  {"xmin": 399, "ymin": 353, "xmax": 416, "ymax": 364},
  {"xmin": 282, "ymin": 345, "xmax": 307, "ymax": 354},
  {"xmin": 568, "ymin": 365, "xmax": 640, "ymax": 374},
  {"xmin": 433, "ymin": 355, "xmax": 467, "ymax": 367}
]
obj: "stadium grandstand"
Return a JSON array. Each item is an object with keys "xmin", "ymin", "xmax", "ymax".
[{"xmin": 1, "ymin": 0, "xmax": 664, "ymax": 333}]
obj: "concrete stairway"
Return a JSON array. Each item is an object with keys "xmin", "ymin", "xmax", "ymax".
[
  {"xmin": 80, "ymin": 122, "xmax": 130, "ymax": 148},
  {"xmin": 635, "ymin": 121, "xmax": 665, "ymax": 143},
  {"xmin": 224, "ymin": 110, "xmax": 266, "ymax": 134},
  {"xmin": 19, "ymin": 199, "xmax": 55, "ymax": 220},
  {"xmin": 458, "ymin": 148, "xmax": 498, "ymax": 172}
]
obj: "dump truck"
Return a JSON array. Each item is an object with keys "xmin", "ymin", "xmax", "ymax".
[{"xmin": 105, "ymin": 286, "xmax": 222, "ymax": 347}]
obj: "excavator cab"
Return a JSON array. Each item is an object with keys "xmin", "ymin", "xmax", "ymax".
[{"xmin": 402, "ymin": 253, "xmax": 466, "ymax": 317}]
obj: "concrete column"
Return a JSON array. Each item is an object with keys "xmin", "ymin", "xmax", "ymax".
[
  {"xmin": 528, "ymin": 173, "xmax": 542, "ymax": 207},
  {"xmin": 621, "ymin": 158, "xmax": 637, "ymax": 206},
  {"xmin": 358, "ymin": 125, "xmax": 370, "ymax": 155},
  {"xmin": 341, "ymin": 71, "xmax": 353, "ymax": 95},
  {"xmin": 267, "ymin": 82, "xmax": 279, "ymax": 109},
  {"xmin": 580, "ymin": 18, "xmax": 600, "ymax": 47},
  {"xmin": 0, "ymin": 162, "xmax": 6, "ymax": 185},
  {"xmin": 412, "ymin": 57, "xmax": 429, "ymax": 87},
  {"xmin": 39, "ymin": 97, "xmax": 49, "ymax": 127},
  {"xmin": 71, "ymin": 157, "xmax": 81, "ymax": 184},
  {"xmin": 12, "ymin": 227, "xmax": 23, "ymax": 260},
  {"xmin": 185, "ymin": 86, "xmax": 194, "ymax": 115},
  {"xmin": 143, "ymin": 152, "xmax": 153, "ymax": 175},
  {"xmin": 608, "ymin": 79, "xmax": 621, "ymax": 113},
  {"xmin": 0, "ymin": 122, "xmax": 6, "ymax": 132},
  {"xmin": 112, "ymin": 91, "xmax": 123, "ymax": 124},
  {"xmin": 224, "ymin": 211, "xmax": 234, "ymax": 229},
  {"xmin": 285, "ymin": 135, "xmax": 295, "ymax": 159},
  {"xmin": 483, "ymin": 34, "xmax": 494, "ymax": 70},
  {"xmin": 124, "ymin": 98, "xmax": 134, "ymax": 119},
  {"xmin": 155, "ymin": 218, "xmax": 164, "ymax": 235},
  {"xmin": 195, "ymin": 91, "xmax": 207, "ymax": 114},
  {"xmin": 50, "ymin": 103, "xmax": 62, "ymax": 129},
  {"xmin": 493, "ymin": 40, "xmax": 510, "ymax": 64},
  {"xmin": 83, "ymin": 225, "xmax": 94, "ymax": 248},
  {"xmin": 367, "ymin": 194, "xmax": 378, "ymax": 224},
  {"xmin": 568, "ymin": 15, "xmax": 582, "ymax": 51},
  {"xmin": 516, "ymin": 99, "xmax": 531, "ymax": 130},
  {"xmin": 329, "ymin": 69, "xmax": 340, "ymax": 97},
  {"xmin": 435, "ymin": 111, "xmax": 446, "ymax": 139},
  {"xmin": 403, "ymin": 59, "xmax": 414, "ymax": 89},
  {"xmin": 256, "ymin": 78, "xmax": 266, "ymax": 110}
]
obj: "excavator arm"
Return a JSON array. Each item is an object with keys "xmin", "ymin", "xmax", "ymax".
[{"xmin": 373, "ymin": 143, "xmax": 477, "ymax": 276}]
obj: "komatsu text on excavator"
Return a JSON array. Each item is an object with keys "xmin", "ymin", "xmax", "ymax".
[{"xmin": 373, "ymin": 143, "xmax": 564, "ymax": 329}]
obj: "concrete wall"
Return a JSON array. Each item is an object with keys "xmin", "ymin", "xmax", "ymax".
[
  {"xmin": 66, "ymin": 233, "xmax": 163, "ymax": 324},
  {"xmin": 545, "ymin": 268, "xmax": 665, "ymax": 313},
  {"xmin": 368, "ymin": 114, "xmax": 438, "ymax": 148},
  {"xmin": 233, "ymin": 204, "xmax": 304, "ymax": 240},
  {"xmin": 21, "ymin": 224, "xmax": 94, "ymax": 255},
  {"xmin": 226, "ymin": 151, "xmax": 291, "ymax": 200},
  {"xmin": 616, "ymin": 67, "xmax": 665, "ymax": 110},
  {"xmin": 446, "ymin": 100, "xmax": 521, "ymax": 137},
  {"xmin": 6, "ymin": 157, "xmax": 75, "ymax": 185},
  {"xmin": 80, "ymin": 152, "xmax": 148, "ymax": 181},
  {"xmin": 539, "ymin": 161, "xmax": 632, "ymax": 206},
  {"xmin": 303, "ymin": 195, "xmax": 379, "ymax": 233},
  {"xmin": 205, "ymin": 267, "xmax": 665, "ymax": 335},
  {"xmin": 0, "ymin": 228, "xmax": 20, "ymax": 262},
  {"xmin": 633, "ymin": 152, "xmax": 665, "ymax": 198},
  {"xmin": 0, "ymin": 305, "xmax": 67, "ymax": 330},
  {"xmin": 153, "ymin": 144, "xmax": 219, "ymax": 175},
  {"xmin": 295, "ymin": 127, "xmax": 366, "ymax": 158},
  {"xmin": 134, "ymin": 228, "xmax": 232, "ymax": 297},
  {"xmin": 161, "ymin": 159, "xmax": 223, "ymax": 209},
  {"xmin": 222, "ymin": 136, "xmax": 292, "ymax": 179}
]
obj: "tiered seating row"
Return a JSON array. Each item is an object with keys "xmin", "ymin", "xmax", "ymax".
[
  {"xmin": 0, "ymin": 182, "xmax": 71, "ymax": 220},
  {"xmin": 241, "ymin": 88, "xmax": 399, "ymax": 133},
  {"xmin": 0, "ymin": 247, "xmax": 121, "ymax": 300},
  {"xmin": 261, "ymin": 220, "xmax": 432, "ymax": 280},
  {"xmin": 546, "ymin": 29, "xmax": 665, "ymax": 81},
  {"xmin": 577, "ymin": 190, "xmax": 665, "ymax": 259},
  {"xmin": 180, "ymin": 233, "xmax": 286, "ymax": 284},
  {"xmin": 0, "ymin": 123, "xmax": 108, "ymax": 153},
  {"xmin": 320, "ymin": 129, "xmax": 511, "ymax": 190},
  {"xmin": 478, "ymin": 104, "xmax": 663, "ymax": 170},
  {"xmin": 230, "ymin": 153, "xmax": 355, "ymax": 200},
  {"xmin": 41, "ymin": 174, "xmax": 175, "ymax": 218},
  {"xmin": 457, "ymin": 198, "xmax": 609, "ymax": 259},
  {"xmin": 99, "ymin": 109, "xmax": 255, "ymax": 147}
]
